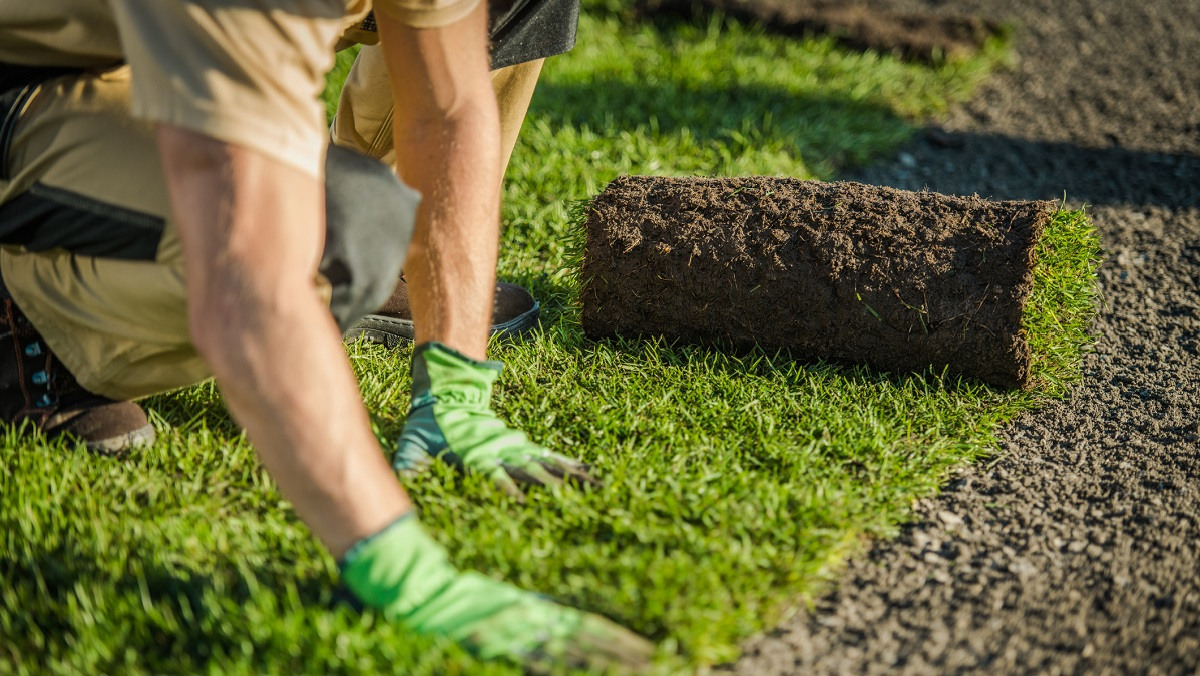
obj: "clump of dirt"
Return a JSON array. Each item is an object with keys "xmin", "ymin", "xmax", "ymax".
[
  {"xmin": 634, "ymin": 0, "xmax": 1003, "ymax": 62},
  {"xmin": 580, "ymin": 175, "xmax": 1054, "ymax": 389}
]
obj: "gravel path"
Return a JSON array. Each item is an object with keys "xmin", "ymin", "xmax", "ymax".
[{"xmin": 735, "ymin": 0, "xmax": 1200, "ymax": 672}]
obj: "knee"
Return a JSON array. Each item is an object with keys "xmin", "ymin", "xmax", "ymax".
[{"xmin": 321, "ymin": 145, "xmax": 420, "ymax": 332}]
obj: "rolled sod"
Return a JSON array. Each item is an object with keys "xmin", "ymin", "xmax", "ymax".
[{"xmin": 580, "ymin": 176, "xmax": 1056, "ymax": 390}]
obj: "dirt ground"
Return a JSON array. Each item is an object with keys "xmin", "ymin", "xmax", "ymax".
[
  {"xmin": 732, "ymin": 0, "xmax": 1200, "ymax": 672},
  {"xmin": 582, "ymin": 176, "xmax": 1051, "ymax": 389}
]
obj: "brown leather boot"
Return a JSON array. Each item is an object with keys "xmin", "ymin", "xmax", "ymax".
[
  {"xmin": 0, "ymin": 295, "xmax": 155, "ymax": 453},
  {"xmin": 345, "ymin": 275, "xmax": 540, "ymax": 349}
]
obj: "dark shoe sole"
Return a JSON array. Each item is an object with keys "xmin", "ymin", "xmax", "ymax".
[{"xmin": 344, "ymin": 301, "xmax": 541, "ymax": 349}]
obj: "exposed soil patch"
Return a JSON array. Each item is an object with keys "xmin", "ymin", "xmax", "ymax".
[
  {"xmin": 733, "ymin": 0, "xmax": 1200, "ymax": 672},
  {"xmin": 582, "ymin": 176, "xmax": 1052, "ymax": 389},
  {"xmin": 635, "ymin": 0, "xmax": 1002, "ymax": 62}
]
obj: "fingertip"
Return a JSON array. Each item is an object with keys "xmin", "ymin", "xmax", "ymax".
[
  {"xmin": 568, "ymin": 467, "xmax": 603, "ymax": 488},
  {"xmin": 491, "ymin": 469, "xmax": 527, "ymax": 503}
]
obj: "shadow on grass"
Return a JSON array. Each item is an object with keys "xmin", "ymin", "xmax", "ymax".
[
  {"xmin": 1, "ymin": 540, "xmax": 343, "ymax": 668},
  {"xmin": 529, "ymin": 76, "xmax": 916, "ymax": 174},
  {"xmin": 500, "ymin": 275, "xmax": 1003, "ymax": 403},
  {"xmin": 142, "ymin": 383, "xmax": 241, "ymax": 438}
]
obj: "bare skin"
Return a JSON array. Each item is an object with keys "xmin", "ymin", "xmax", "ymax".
[
  {"xmin": 157, "ymin": 129, "xmax": 410, "ymax": 558},
  {"xmin": 379, "ymin": 5, "xmax": 502, "ymax": 362},
  {"xmin": 154, "ymin": 4, "xmax": 500, "ymax": 557}
]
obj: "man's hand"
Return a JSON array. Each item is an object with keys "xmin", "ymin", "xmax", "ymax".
[
  {"xmin": 394, "ymin": 343, "xmax": 597, "ymax": 500},
  {"xmin": 341, "ymin": 515, "xmax": 656, "ymax": 672}
]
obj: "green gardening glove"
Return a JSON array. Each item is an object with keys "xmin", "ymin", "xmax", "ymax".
[
  {"xmin": 394, "ymin": 342, "xmax": 596, "ymax": 499},
  {"xmin": 340, "ymin": 515, "xmax": 656, "ymax": 672}
]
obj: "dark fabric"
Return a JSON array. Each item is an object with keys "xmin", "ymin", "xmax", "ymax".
[
  {"xmin": 321, "ymin": 144, "xmax": 420, "ymax": 332},
  {"xmin": 488, "ymin": 0, "xmax": 579, "ymax": 70},
  {"xmin": 0, "ymin": 183, "xmax": 165, "ymax": 260},
  {"xmin": 0, "ymin": 62, "xmax": 163, "ymax": 258},
  {"xmin": 354, "ymin": 0, "xmax": 578, "ymax": 71},
  {"xmin": 0, "ymin": 64, "xmax": 86, "ymax": 93}
]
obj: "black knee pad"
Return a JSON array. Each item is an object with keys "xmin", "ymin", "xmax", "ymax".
[
  {"xmin": 489, "ymin": 0, "xmax": 580, "ymax": 70},
  {"xmin": 322, "ymin": 145, "xmax": 419, "ymax": 332}
]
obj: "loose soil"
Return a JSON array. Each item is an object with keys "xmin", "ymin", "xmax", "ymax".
[
  {"xmin": 581, "ymin": 176, "xmax": 1052, "ymax": 389},
  {"xmin": 635, "ymin": 0, "xmax": 1002, "ymax": 62},
  {"xmin": 731, "ymin": 0, "xmax": 1200, "ymax": 672}
]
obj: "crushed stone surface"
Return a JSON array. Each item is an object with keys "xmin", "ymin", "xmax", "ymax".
[{"xmin": 733, "ymin": 0, "xmax": 1200, "ymax": 672}]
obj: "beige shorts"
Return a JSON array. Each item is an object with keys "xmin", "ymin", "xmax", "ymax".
[
  {"xmin": 0, "ymin": 57, "xmax": 542, "ymax": 401},
  {"xmin": 332, "ymin": 46, "xmax": 543, "ymax": 171}
]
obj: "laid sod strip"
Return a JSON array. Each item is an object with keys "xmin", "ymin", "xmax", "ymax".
[
  {"xmin": 0, "ymin": 213, "xmax": 1097, "ymax": 672},
  {"xmin": 580, "ymin": 175, "xmax": 1056, "ymax": 389}
]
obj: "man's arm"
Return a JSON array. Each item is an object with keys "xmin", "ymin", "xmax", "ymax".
[
  {"xmin": 375, "ymin": 2, "xmax": 501, "ymax": 361},
  {"xmin": 155, "ymin": 125, "xmax": 652, "ymax": 668},
  {"xmin": 371, "ymin": 2, "xmax": 597, "ymax": 497},
  {"xmin": 155, "ymin": 126, "xmax": 410, "ymax": 558}
]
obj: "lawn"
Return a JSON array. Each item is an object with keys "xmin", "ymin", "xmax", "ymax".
[{"xmin": 1, "ymin": 4, "xmax": 1100, "ymax": 674}]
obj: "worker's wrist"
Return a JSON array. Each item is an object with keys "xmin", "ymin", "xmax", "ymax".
[
  {"xmin": 338, "ymin": 512, "xmax": 458, "ymax": 616},
  {"xmin": 413, "ymin": 341, "xmax": 503, "ymax": 371},
  {"xmin": 409, "ymin": 342, "xmax": 503, "ymax": 407}
]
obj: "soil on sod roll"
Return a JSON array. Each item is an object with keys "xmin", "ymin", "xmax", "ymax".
[
  {"xmin": 635, "ymin": 0, "xmax": 1002, "ymax": 62},
  {"xmin": 580, "ymin": 175, "xmax": 1053, "ymax": 389}
]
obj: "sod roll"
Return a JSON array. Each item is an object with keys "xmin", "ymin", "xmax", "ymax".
[{"xmin": 580, "ymin": 176, "xmax": 1055, "ymax": 389}]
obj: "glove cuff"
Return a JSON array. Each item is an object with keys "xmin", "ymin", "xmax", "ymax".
[
  {"xmin": 411, "ymin": 342, "xmax": 505, "ymax": 408},
  {"xmin": 413, "ymin": 342, "xmax": 504, "ymax": 372},
  {"xmin": 337, "ymin": 512, "xmax": 417, "ymax": 572},
  {"xmin": 338, "ymin": 512, "xmax": 458, "ymax": 617}
]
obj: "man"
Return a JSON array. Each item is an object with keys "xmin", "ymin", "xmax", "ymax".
[{"xmin": 0, "ymin": 0, "xmax": 653, "ymax": 670}]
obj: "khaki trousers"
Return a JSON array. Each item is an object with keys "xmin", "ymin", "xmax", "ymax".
[
  {"xmin": 0, "ymin": 55, "xmax": 543, "ymax": 401},
  {"xmin": 331, "ymin": 46, "xmax": 543, "ymax": 171}
]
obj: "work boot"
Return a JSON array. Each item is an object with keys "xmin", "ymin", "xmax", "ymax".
[
  {"xmin": 0, "ymin": 294, "xmax": 155, "ymax": 453},
  {"xmin": 345, "ymin": 275, "xmax": 540, "ymax": 349}
]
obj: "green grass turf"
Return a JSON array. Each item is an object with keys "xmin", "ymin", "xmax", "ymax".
[{"xmin": 1, "ymin": 5, "xmax": 1101, "ymax": 674}]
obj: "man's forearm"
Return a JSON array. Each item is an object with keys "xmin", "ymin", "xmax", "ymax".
[
  {"xmin": 396, "ymin": 109, "xmax": 503, "ymax": 359},
  {"xmin": 156, "ymin": 125, "xmax": 410, "ymax": 557},
  {"xmin": 377, "ymin": 5, "xmax": 503, "ymax": 361}
]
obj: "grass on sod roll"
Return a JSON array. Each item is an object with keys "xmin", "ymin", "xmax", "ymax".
[
  {"xmin": 0, "ymin": 4, "xmax": 1102, "ymax": 673},
  {"xmin": 1023, "ymin": 207, "xmax": 1103, "ymax": 395}
]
